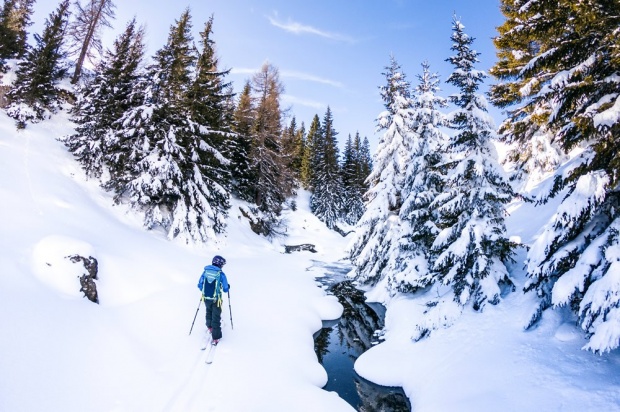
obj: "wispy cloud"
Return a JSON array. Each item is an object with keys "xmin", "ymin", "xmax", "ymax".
[
  {"xmin": 230, "ymin": 67, "xmax": 258, "ymax": 76},
  {"xmin": 231, "ymin": 67, "xmax": 344, "ymax": 89},
  {"xmin": 268, "ymin": 14, "xmax": 355, "ymax": 44},
  {"xmin": 281, "ymin": 70, "xmax": 344, "ymax": 88},
  {"xmin": 282, "ymin": 94, "xmax": 326, "ymax": 110}
]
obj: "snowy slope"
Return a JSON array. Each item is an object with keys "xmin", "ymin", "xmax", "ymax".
[
  {"xmin": 2, "ymin": 109, "xmax": 620, "ymax": 412},
  {"xmin": 0, "ymin": 111, "xmax": 350, "ymax": 412}
]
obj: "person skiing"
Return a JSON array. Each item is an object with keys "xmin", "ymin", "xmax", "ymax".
[{"xmin": 197, "ymin": 255, "xmax": 230, "ymax": 346}]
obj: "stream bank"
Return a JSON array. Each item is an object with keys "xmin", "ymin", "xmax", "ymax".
[{"xmin": 311, "ymin": 261, "xmax": 410, "ymax": 411}]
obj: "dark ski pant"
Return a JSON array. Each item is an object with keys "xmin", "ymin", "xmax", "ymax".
[{"xmin": 204, "ymin": 299, "xmax": 223, "ymax": 340}]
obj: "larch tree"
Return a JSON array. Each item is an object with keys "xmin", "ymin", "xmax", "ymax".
[
  {"xmin": 67, "ymin": 0, "xmax": 116, "ymax": 84},
  {"xmin": 6, "ymin": 0, "xmax": 70, "ymax": 128},
  {"xmin": 491, "ymin": 0, "xmax": 620, "ymax": 353},
  {"xmin": 248, "ymin": 62, "xmax": 290, "ymax": 235}
]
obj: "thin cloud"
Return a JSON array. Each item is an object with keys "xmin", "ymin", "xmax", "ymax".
[
  {"xmin": 230, "ymin": 67, "xmax": 257, "ymax": 76},
  {"xmin": 232, "ymin": 67, "xmax": 344, "ymax": 89},
  {"xmin": 281, "ymin": 70, "xmax": 344, "ymax": 88},
  {"xmin": 268, "ymin": 14, "xmax": 355, "ymax": 44},
  {"xmin": 282, "ymin": 94, "xmax": 326, "ymax": 110}
]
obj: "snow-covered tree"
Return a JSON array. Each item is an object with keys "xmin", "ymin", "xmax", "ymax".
[
  {"xmin": 311, "ymin": 106, "xmax": 344, "ymax": 229},
  {"xmin": 389, "ymin": 61, "xmax": 448, "ymax": 301},
  {"xmin": 107, "ymin": 10, "xmax": 229, "ymax": 242},
  {"xmin": 64, "ymin": 18, "xmax": 144, "ymax": 178},
  {"xmin": 491, "ymin": 0, "xmax": 620, "ymax": 353},
  {"xmin": 349, "ymin": 55, "xmax": 415, "ymax": 287},
  {"xmin": 425, "ymin": 17, "xmax": 515, "ymax": 320},
  {"xmin": 186, "ymin": 15, "xmax": 235, "ymax": 195},
  {"xmin": 6, "ymin": 0, "xmax": 70, "ymax": 128}
]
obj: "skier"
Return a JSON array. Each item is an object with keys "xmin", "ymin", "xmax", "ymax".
[{"xmin": 197, "ymin": 255, "xmax": 230, "ymax": 346}]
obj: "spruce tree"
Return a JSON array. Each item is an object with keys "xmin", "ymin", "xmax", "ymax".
[
  {"xmin": 6, "ymin": 0, "xmax": 70, "ymax": 128},
  {"xmin": 108, "ymin": 10, "xmax": 229, "ymax": 242},
  {"xmin": 279, "ymin": 116, "xmax": 299, "ymax": 194},
  {"xmin": 186, "ymin": 15, "xmax": 234, "ymax": 195},
  {"xmin": 341, "ymin": 132, "xmax": 365, "ymax": 225},
  {"xmin": 230, "ymin": 80, "xmax": 254, "ymax": 202},
  {"xmin": 388, "ymin": 61, "xmax": 448, "ymax": 304},
  {"xmin": 300, "ymin": 114, "xmax": 320, "ymax": 190},
  {"xmin": 427, "ymin": 17, "xmax": 515, "ymax": 316},
  {"xmin": 310, "ymin": 106, "xmax": 344, "ymax": 229},
  {"xmin": 293, "ymin": 121, "xmax": 306, "ymax": 180},
  {"xmin": 491, "ymin": 0, "xmax": 620, "ymax": 353},
  {"xmin": 64, "ymin": 18, "xmax": 144, "ymax": 178},
  {"xmin": 349, "ymin": 55, "xmax": 415, "ymax": 287},
  {"xmin": 0, "ymin": 0, "xmax": 35, "ymax": 65}
]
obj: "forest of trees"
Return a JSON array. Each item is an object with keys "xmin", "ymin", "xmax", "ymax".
[
  {"xmin": 349, "ymin": 2, "xmax": 620, "ymax": 355},
  {"xmin": 1, "ymin": 0, "xmax": 619, "ymax": 353},
  {"xmin": 0, "ymin": 0, "xmax": 372, "ymax": 242}
]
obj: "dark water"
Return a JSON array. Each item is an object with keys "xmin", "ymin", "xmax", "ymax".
[{"xmin": 312, "ymin": 261, "xmax": 411, "ymax": 412}]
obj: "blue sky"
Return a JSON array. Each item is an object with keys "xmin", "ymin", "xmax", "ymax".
[{"xmin": 33, "ymin": 0, "xmax": 505, "ymax": 150}]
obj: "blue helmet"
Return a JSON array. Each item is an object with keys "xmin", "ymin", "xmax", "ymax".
[{"xmin": 212, "ymin": 255, "xmax": 226, "ymax": 268}]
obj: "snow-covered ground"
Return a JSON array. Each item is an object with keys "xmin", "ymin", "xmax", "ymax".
[{"xmin": 1, "ymin": 110, "xmax": 620, "ymax": 412}]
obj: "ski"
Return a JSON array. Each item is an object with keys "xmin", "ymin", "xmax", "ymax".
[
  {"xmin": 205, "ymin": 343, "xmax": 217, "ymax": 364},
  {"xmin": 200, "ymin": 332, "xmax": 212, "ymax": 350}
]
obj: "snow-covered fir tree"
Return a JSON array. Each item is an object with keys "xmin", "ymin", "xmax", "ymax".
[
  {"xmin": 491, "ymin": 0, "xmax": 620, "ymax": 353},
  {"xmin": 349, "ymin": 55, "xmax": 415, "ymax": 286},
  {"xmin": 107, "ymin": 10, "xmax": 230, "ymax": 242},
  {"xmin": 310, "ymin": 106, "xmax": 344, "ymax": 229},
  {"xmin": 64, "ymin": 18, "xmax": 145, "ymax": 178},
  {"xmin": 423, "ymin": 17, "xmax": 515, "ymax": 327},
  {"xmin": 6, "ymin": 0, "xmax": 70, "ymax": 128},
  {"xmin": 387, "ymin": 61, "xmax": 448, "ymax": 302},
  {"xmin": 185, "ymin": 15, "xmax": 235, "ymax": 196}
]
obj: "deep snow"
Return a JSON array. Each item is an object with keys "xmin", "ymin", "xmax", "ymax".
[{"xmin": 1, "ymin": 110, "xmax": 620, "ymax": 411}]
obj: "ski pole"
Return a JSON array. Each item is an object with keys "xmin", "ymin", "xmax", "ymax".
[
  {"xmin": 228, "ymin": 290, "xmax": 234, "ymax": 330},
  {"xmin": 189, "ymin": 295, "xmax": 203, "ymax": 335}
]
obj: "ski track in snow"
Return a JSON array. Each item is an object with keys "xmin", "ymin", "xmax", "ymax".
[{"xmin": 163, "ymin": 341, "xmax": 213, "ymax": 412}]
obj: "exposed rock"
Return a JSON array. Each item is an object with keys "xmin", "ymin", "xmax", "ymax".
[
  {"xmin": 333, "ymin": 225, "xmax": 354, "ymax": 237},
  {"xmin": 284, "ymin": 244, "xmax": 317, "ymax": 253},
  {"xmin": 67, "ymin": 255, "xmax": 99, "ymax": 304}
]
